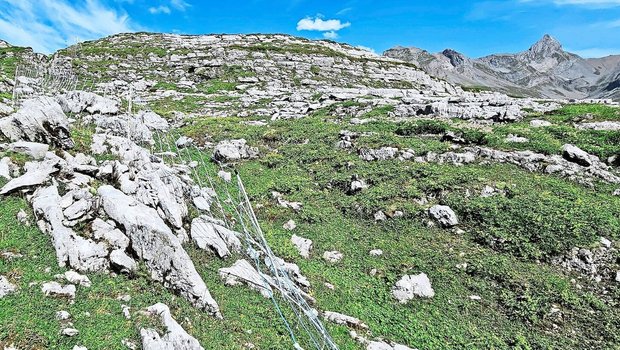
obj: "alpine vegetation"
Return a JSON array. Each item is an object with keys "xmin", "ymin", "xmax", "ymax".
[{"xmin": 0, "ymin": 31, "xmax": 619, "ymax": 350}]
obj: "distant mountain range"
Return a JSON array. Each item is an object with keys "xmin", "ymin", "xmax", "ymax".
[{"xmin": 384, "ymin": 35, "xmax": 620, "ymax": 101}]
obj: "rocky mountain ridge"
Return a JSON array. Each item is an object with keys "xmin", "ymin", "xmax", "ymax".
[{"xmin": 384, "ymin": 34, "xmax": 620, "ymax": 101}]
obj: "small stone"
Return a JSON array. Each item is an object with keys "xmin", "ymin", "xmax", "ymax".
[
  {"xmin": 323, "ymin": 251, "xmax": 343, "ymax": 263},
  {"xmin": 374, "ymin": 211, "xmax": 387, "ymax": 222},
  {"xmin": 218, "ymin": 170, "xmax": 232, "ymax": 182},
  {"xmin": 56, "ymin": 310, "xmax": 71, "ymax": 320},
  {"xmin": 42, "ymin": 282, "xmax": 76, "ymax": 298},
  {"xmin": 505, "ymin": 134, "xmax": 528, "ymax": 143},
  {"xmin": 72, "ymin": 346, "xmax": 88, "ymax": 350},
  {"xmin": 428, "ymin": 205, "xmax": 458, "ymax": 228},
  {"xmin": 0, "ymin": 275, "xmax": 17, "ymax": 298},
  {"xmin": 283, "ymin": 220, "xmax": 297, "ymax": 231},
  {"xmin": 117, "ymin": 294, "xmax": 131, "ymax": 302},
  {"xmin": 16, "ymin": 209, "xmax": 29, "ymax": 226},
  {"xmin": 122, "ymin": 304, "xmax": 131, "ymax": 319},
  {"xmin": 469, "ymin": 295, "xmax": 482, "ymax": 300},
  {"xmin": 530, "ymin": 119, "xmax": 551, "ymax": 127},
  {"xmin": 324, "ymin": 282, "xmax": 335, "ymax": 290},
  {"xmin": 60, "ymin": 271, "xmax": 91, "ymax": 287},
  {"xmin": 350, "ymin": 179, "xmax": 368, "ymax": 192},
  {"xmin": 392, "ymin": 273, "xmax": 435, "ymax": 303},
  {"xmin": 323, "ymin": 311, "xmax": 369, "ymax": 329},
  {"xmin": 600, "ymin": 237, "xmax": 612, "ymax": 249},
  {"xmin": 614, "ymin": 189, "xmax": 620, "ymax": 196},
  {"xmin": 456, "ymin": 263, "xmax": 468, "ymax": 270},
  {"xmin": 291, "ymin": 234, "xmax": 312, "ymax": 259},
  {"xmin": 62, "ymin": 328, "xmax": 79, "ymax": 337},
  {"xmin": 369, "ymin": 249, "xmax": 383, "ymax": 256},
  {"xmin": 175, "ymin": 136, "xmax": 193, "ymax": 148},
  {"xmin": 616, "ymin": 271, "xmax": 620, "ymax": 283}
]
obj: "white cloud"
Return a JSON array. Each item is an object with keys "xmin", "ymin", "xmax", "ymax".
[
  {"xmin": 336, "ymin": 7, "xmax": 352, "ymax": 15},
  {"xmin": 149, "ymin": 5, "xmax": 171, "ymax": 14},
  {"xmin": 323, "ymin": 31, "xmax": 338, "ymax": 39},
  {"xmin": 0, "ymin": 0, "xmax": 139, "ymax": 53},
  {"xmin": 170, "ymin": 0, "xmax": 190, "ymax": 11},
  {"xmin": 296, "ymin": 16, "xmax": 351, "ymax": 31}
]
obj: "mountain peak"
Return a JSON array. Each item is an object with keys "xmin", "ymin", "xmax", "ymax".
[
  {"xmin": 527, "ymin": 34, "xmax": 563, "ymax": 58},
  {"xmin": 441, "ymin": 49, "xmax": 468, "ymax": 67}
]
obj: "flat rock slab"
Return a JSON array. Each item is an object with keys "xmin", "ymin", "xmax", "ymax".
[{"xmin": 0, "ymin": 158, "xmax": 60, "ymax": 195}]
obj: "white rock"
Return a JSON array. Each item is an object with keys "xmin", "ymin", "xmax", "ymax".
[
  {"xmin": 469, "ymin": 295, "xmax": 482, "ymax": 300},
  {"xmin": 350, "ymin": 179, "xmax": 369, "ymax": 192},
  {"xmin": 369, "ymin": 249, "xmax": 383, "ymax": 256},
  {"xmin": 55, "ymin": 310, "xmax": 71, "ymax": 320},
  {"xmin": 283, "ymin": 219, "xmax": 297, "ymax": 231},
  {"xmin": 562, "ymin": 144, "xmax": 595, "ymax": 167},
  {"xmin": 110, "ymin": 249, "xmax": 138, "ymax": 273},
  {"xmin": 219, "ymin": 259, "xmax": 273, "ymax": 298},
  {"xmin": 213, "ymin": 139, "xmax": 258, "ymax": 162},
  {"xmin": 72, "ymin": 346, "xmax": 87, "ymax": 350},
  {"xmin": 271, "ymin": 191, "xmax": 303, "ymax": 211},
  {"xmin": 217, "ymin": 170, "xmax": 232, "ymax": 182},
  {"xmin": 480, "ymin": 185, "xmax": 497, "ymax": 198},
  {"xmin": 91, "ymin": 218, "xmax": 130, "ymax": 250},
  {"xmin": 60, "ymin": 270, "xmax": 91, "ymax": 287},
  {"xmin": 41, "ymin": 282, "xmax": 76, "ymax": 298},
  {"xmin": 0, "ymin": 158, "xmax": 60, "ymax": 195},
  {"xmin": 122, "ymin": 304, "xmax": 131, "ymax": 319},
  {"xmin": 530, "ymin": 119, "xmax": 551, "ymax": 127},
  {"xmin": 16, "ymin": 209, "xmax": 29, "ymax": 226},
  {"xmin": 616, "ymin": 271, "xmax": 620, "ymax": 283},
  {"xmin": 291, "ymin": 234, "xmax": 312, "ymax": 258},
  {"xmin": 32, "ymin": 185, "xmax": 109, "ymax": 272},
  {"xmin": 392, "ymin": 273, "xmax": 435, "ymax": 303},
  {"xmin": 600, "ymin": 237, "xmax": 612, "ymax": 249},
  {"xmin": 62, "ymin": 328, "xmax": 79, "ymax": 337},
  {"xmin": 7, "ymin": 141, "xmax": 49, "ymax": 160},
  {"xmin": 374, "ymin": 211, "xmax": 387, "ymax": 222},
  {"xmin": 323, "ymin": 311, "xmax": 368, "ymax": 329},
  {"xmin": 0, "ymin": 97, "xmax": 74, "ymax": 149},
  {"xmin": 98, "ymin": 186, "xmax": 221, "ymax": 317},
  {"xmin": 140, "ymin": 303, "xmax": 205, "ymax": 350},
  {"xmin": 428, "ymin": 205, "xmax": 458, "ymax": 228},
  {"xmin": 505, "ymin": 134, "xmax": 528, "ymax": 143},
  {"xmin": 175, "ymin": 136, "xmax": 193, "ymax": 149},
  {"xmin": 57, "ymin": 91, "xmax": 119, "ymax": 115},
  {"xmin": 191, "ymin": 216, "xmax": 241, "ymax": 258},
  {"xmin": 0, "ymin": 157, "xmax": 13, "ymax": 180},
  {"xmin": 0, "ymin": 275, "xmax": 17, "ymax": 298},
  {"xmin": 323, "ymin": 251, "xmax": 343, "ymax": 263}
]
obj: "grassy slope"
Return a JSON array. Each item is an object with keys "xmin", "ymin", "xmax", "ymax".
[{"xmin": 2, "ymin": 99, "xmax": 620, "ymax": 348}]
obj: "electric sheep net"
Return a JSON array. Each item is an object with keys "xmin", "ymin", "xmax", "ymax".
[{"xmin": 151, "ymin": 128, "xmax": 340, "ymax": 350}]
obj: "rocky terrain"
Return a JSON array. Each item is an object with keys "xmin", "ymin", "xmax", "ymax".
[
  {"xmin": 0, "ymin": 33, "xmax": 619, "ymax": 350},
  {"xmin": 385, "ymin": 34, "xmax": 620, "ymax": 101}
]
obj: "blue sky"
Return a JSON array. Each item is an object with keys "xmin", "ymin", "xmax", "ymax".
[{"xmin": 0, "ymin": 0, "xmax": 619, "ymax": 57}]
